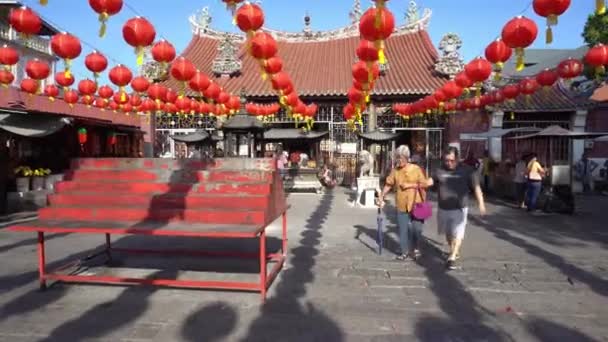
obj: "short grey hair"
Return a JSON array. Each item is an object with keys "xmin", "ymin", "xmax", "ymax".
[{"xmin": 395, "ymin": 145, "xmax": 411, "ymax": 160}]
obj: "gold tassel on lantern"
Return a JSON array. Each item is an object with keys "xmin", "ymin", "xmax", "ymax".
[
  {"xmin": 135, "ymin": 46, "xmax": 145, "ymax": 66},
  {"xmin": 546, "ymin": 26, "xmax": 553, "ymax": 44},
  {"xmin": 98, "ymin": 12, "xmax": 110, "ymax": 38},
  {"xmin": 39, "ymin": 0, "xmax": 47, "ymax": 5},
  {"xmin": 515, "ymin": 47, "xmax": 525, "ymax": 72},
  {"xmin": 64, "ymin": 59, "xmax": 72, "ymax": 79},
  {"xmin": 597, "ymin": 0, "xmax": 606, "ymax": 15}
]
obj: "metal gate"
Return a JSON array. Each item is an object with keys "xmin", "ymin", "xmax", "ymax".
[{"xmin": 391, "ymin": 128, "xmax": 444, "ymax": 175}]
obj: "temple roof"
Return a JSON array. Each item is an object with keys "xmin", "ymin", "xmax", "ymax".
[
  {"xmin": 221, "ymin": 114, "xmax": 265, "ymax": 131},
  {"xmin": 492, "ymin": 82, "xmax": 593, "ymax": 113},
  {"xmin": 502, "ymin": 46, "xmax": 588, "ymax": 79},
  {"xmin": 170, "ymin": 130, "xmax": 210, "ymax": 143},
  {"xmin": 358, "ymin": 130, "xmax": 401, "ymax": 142}
]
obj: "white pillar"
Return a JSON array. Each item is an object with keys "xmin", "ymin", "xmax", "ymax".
[
  {"xmin": 571, "ymin": 109, "xmax": 588, "ymax": 193},
  {"xmin": 488, "ymin": 110, "xmax": 504, "ymax": 162}
]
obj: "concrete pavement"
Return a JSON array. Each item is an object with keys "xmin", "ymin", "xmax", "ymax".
[{"xmin": 0, "ymin": 189, "xmax": 607, "ymax": 341}]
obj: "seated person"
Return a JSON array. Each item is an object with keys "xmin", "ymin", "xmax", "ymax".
[{"xmin": 319, "ymin": 164, "xmax": 337, "ymax": 188}]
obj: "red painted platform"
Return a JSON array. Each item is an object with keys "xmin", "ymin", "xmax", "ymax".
[{"xmin": 7, "ymin": 158, "xmax": 288, "ymax": 301}]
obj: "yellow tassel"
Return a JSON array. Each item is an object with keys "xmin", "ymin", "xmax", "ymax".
[
  {"xmin": 136, "ymin": 46, "xmax": 144, "ymax": 66},
  {"xmin": 378, "ymin": 49, "xmax": 386, "ymax": 65},
  {"xmin": 494, "ymin": 72, "xmax": 502, "ymax": 82},
  {"xmin": 232, "ymin": 15, "xmax": 237, "ymax": 25},
  {"xmin": 475, "ymin": 84, "xmax": 481, "ymax": 98},
  {"xmin": 120, "ymin": 88, "xmax": 126, "ymax": 102},
  {"xmin": 546, "ymin": 26, "xmax": 553, "ymax": 45},
  {"xmin": 597, "ymin": 0, "xmax": 606, "ymax": 14},
  {"xmin": 40, "ymin": 0, "xmax": 47, "ymax": 5},
  {"xmin": 49, "ymin": 97, "xmax": 55, "ymax": 102},
  {"xmin": 515, "ymin": 48, "xmax": 525, "ymax": 72},
  {"xmin": 98, "ymin": 12, "xmax": 109, "ymax": 38},
  {"xmin": 365, "ymin": 94, "xmax": 370, "ymax": 103},
  {"xmin": 548, "ymin": 14, "xmax": 558, "ymax": 26}
]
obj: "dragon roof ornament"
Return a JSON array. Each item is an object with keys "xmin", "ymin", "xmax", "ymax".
[{"xmin": 189, "ymin": 3, "xmax": 432, "ymax": 43}]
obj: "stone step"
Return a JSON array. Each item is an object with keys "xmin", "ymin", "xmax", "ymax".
[
  {"xmin": 65, "ymin": 169, "xmax": 273, "ymax": 184},
  {"xmin": 48, "ymin": 192, "xmax": 270, "ymax": 209},
  {"xmin": 54, "ymin": 181, "xmax": 272, "ymax": 195},
  {"xmin": 71, "ymin": 158, "xmax": 275, "ymax": 172},
  {"xmin": 38, "ymin": 206, "xmax": 266, "ymax": 225}
]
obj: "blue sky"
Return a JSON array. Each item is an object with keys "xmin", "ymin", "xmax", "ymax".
[{"xmin": 18, "ymin": 0, "xmax": 595, "ymax": 86}]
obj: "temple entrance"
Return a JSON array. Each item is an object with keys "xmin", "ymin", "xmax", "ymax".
[{"xmin": 392, "ymin": 128, "xmax": 443, "ymax": 174}]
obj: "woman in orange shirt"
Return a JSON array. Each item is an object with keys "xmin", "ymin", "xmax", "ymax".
[
  {"xmin": 379, "ymin": 145, "xmax": 433, "ymax": 261},
  {"xmin": 525, "ymin": 153, "xmax": 545, "ymax": 212}
]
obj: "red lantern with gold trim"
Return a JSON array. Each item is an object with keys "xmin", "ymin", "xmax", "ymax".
[
  {"xmin": 98, "ymin": 85, "xmax": 114, "ymax": 100},
  {"xmin": 130, "ymin": 76, "xmax": 150, "ymax": 94},
  {"xmin": 235, "ymin": 3, "xmax": 264, "ymax": 33},
  {"xmin": 122, "ymin": 16, "xmax": 156, "ymax": 65},
  {"xmin": 519, "ymin": 78, "xmax": 540, "ymax": 96},
  {"xmin": 25, "ymin": 59, "xmax": 49, "ymax": 93},
  {"xmin": 271, "ymin": 72, "xmax": 291, "ymax": 91},
  {"xmin": 78, "ymin": 128, "xmax": 87, "ymax": 146},
  {"xmin": 0, "ymin": 44, "xmax": 19, "ymax": 68},
  {"xmin": 170, "ymin": 57, "xmax": 196, "ymax": 92},
  {"xmin": 84, "ymin": 51, "xmax": 108, "ymax": 80},
  {"xmin": 44, "ymin": 84, "xmax": 59, "ymax": 101},
  {"xmin": 89, "ymin": 0, "xmax": 123, "ymax": 37},
  {"xmin": 9, "ymin": 6, "xmax": 41, "ymax": 37},
  {"xmin": 175, "ymin": 96, "xmax": 191, "ymax": 114},
  {"xmin": 359, "ymin": 7, "xmax": 395, "ymax": 64},
  {"xmin": 20, "ymin": 78, "xmax": 38, "ymax": 94},
  {"xmin": 557, "ymin": 58, "xmax": 583, "ymax": 80},
  {"xmin": 585, "ymin": 44, "xmax": 608, "ymax": 77},
  {"xmin": 533, "ymin": 0, "xmax": 571, "ymax": 44},
  {"xmin": 51, "ymin": 32, "xmax": 81, "ymax": 79},
  {"xmin": 464, "ymin": 57, "xmax": 493, "ymax": 96},
  {"xmin": 352, "ymin": 61, "xmax": 380, "ymax": 85},
  {"xmin": 536, "ymin": 69, "xmax": 559, "ymax": 89},
  {"xmin": 501, "ymin": 84, "xmax": 521, "ymax": 100},
  {"xmin": 0, "ymin": 69, "xmax": 15, "ymax": 87},
  {"xmin": 348, "ymin": 87, "xmax": 365, "ymax": 106},
  {"xmin": 250, "ymin": 32, "xmax": 277, "ymax": 60},
  {"xmin": 81, "ymin": 95, "xmax": 94, "ymax": 107},
  {"xmin": 203, "ymin": 83, "xmax": 221, "ymax": 101},
  {"xmin": 113, "ymin": 91, "xmax": 129, "ymax": 105},
  {"xmin": 63, "ymin": 89, "xmax": 79, "ymax": 107},
  {"xmin": 485, "ymin": 39, "xmax": 512, "ymax": 79},
  {"xmin": 188, "ymin": 71, "xmax": 211, "ymax": 93},
  {"xmin": 442, "ymin": 81, "xmax": 464, "ymax": 100},
  {"xmin": 109, "ymin": 64, "xmax": 132, "ymax": 102},
  {"xmin": 264, "ymin": 57, "xmax": 283, "ymax": 75},
  {"xmin": 130, "ymin": 93, "xmax": 142, "ymax": 107},
  {"xmin": 151, "ymin": 39, "xmax": 176, "ymax": 66},
  {"xmin": 454, "ymin": 72, "xmax": 473, "ymax": 89},
  {"xmin": 165, "ymin": 88, "xmax": 178, "ymax": 104},
  {"xmin": 147, "ymin": 83, "xmax": 167, "ymax": 106},
  {"xmin": 501, "ymin": 16, "xmax": 538, "ymax": 72},
  {"xmin": 54, "ymin": 71, "xmax": 75, "ymax": 90},
  {"xmin": 78, "ymin": 79, "xmax": 97, "ymax": 97},
  {"xmin": 94, "ymin": 97, "xmax": 107, "ymax": 109}
]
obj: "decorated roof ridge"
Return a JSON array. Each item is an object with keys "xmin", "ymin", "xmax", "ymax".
[{"xmin": 188, "ymin": 6, "xmax": 432, "ymax": 44}]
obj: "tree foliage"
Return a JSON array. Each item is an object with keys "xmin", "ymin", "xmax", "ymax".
[{"xmin": 582, "ymin": 12, "xmax": 608, "ymax": 47}]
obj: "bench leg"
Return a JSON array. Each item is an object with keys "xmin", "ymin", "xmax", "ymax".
[
  {"xmin": 105, "ymin": 233, "xmax": 112, "ymax": 261},
  {"xmin": 37, "ymin": 232, "xmax": 46, "ymax": 290},
  {"xmin": 259, "ymin": 230, "xmax": 267, "ymax": 302}
]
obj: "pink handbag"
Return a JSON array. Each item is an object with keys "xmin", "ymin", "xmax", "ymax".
[{"xmin": 411, "ymin": 187, "xmax": 432, "ymax": 220}]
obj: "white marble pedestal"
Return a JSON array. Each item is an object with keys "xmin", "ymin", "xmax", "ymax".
[{"xmin": 356, "ymin": 176, "xmax": 380, "ymax": 208}]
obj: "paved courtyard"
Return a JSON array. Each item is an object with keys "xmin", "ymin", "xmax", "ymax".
[{"xmin": 1, "ymin": 189, "xmax": 608, "ymax": 341}]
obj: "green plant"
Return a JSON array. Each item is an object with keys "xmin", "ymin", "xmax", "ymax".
[
  {"xmin": 32, "ymin": 168, "xmax": 51, "ymax": 177},
  {"xmin": 582, "ymin": 12, "xmax": 608, "ymax": 47},
  {"xmin": 14, "ymin": 166, "xmax": 33, "ymax": 177}
]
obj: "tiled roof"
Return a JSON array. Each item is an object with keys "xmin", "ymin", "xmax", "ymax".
[
  {"xmin": 221, "ymin": 114, "xmax": 264, "ymax": 130},
  {"xmin": 170, "ymin": 30, "xmax": 446, "ymax": 97},
  {"xmin": 493, "ymin": 82, "xmax": 593, "ymax": 113},
  {"xmin": 358, "ymin": 130, "xmax": 400, "ymax": 142},
  {"xmin": 263, "ymin": 128, "xmax": 328, "ymax": 140},
  {"xmin": 502, "ymin": 46, "xmax": 588, "ymax": 79},
  {"xmin": 0, "ymin": 87, "xmax": 141, "ymax": 128},
  {"xmin": 170, "ymin": 130, "xmax": 209, "ymax": 143}
]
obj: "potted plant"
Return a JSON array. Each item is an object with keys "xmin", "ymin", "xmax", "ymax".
[
  {"xmin": 31, "ymin": 168, "xmax": 51, "ymax": 191},
  {"xmin": 14, "ymin": 166, "xmax": 33, "ymax": 193}
]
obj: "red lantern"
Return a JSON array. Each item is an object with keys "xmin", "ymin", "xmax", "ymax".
[
  {"xmin": 189, "ymin": 71, "xmax": 211, "ymax": 93},
  {"xmin": 63, "ymin": 89, "xmax": 79, "ymax": 107},
  {"xmin": 20, "ymin": 78, "xmax": 38, "ymax": 94},
  {"xmin": 356, "ymin": 40, "xmax": 379, "ymax": 63},
  {"xmin": 519, "ymin": 78, "xmax": 540, "ymax": 95},
  {"xmin": 140, "ymin": 98, "xmax": 155, "ymax": 113},
  {"xmin": 78, "ymin": 79, "xmax": 97, "ymax": 97},
  {"xmin": 533, "ymin": 0, "xmax": 571, "ymax": 44},
  {"xmin": 82, "ymin": 95, "xmax": 95, "ymax": 106},
  {"xmin": 455, "ymin": 72, "xmax": 473, "ymax": 89},
  {"xmin": 175, "ymin": 97, "xmax": 191, "ymax": 114},
  {"xmin": 484, "ymin": 39, "xmax": 512, "ymax": 78},
  {"xmin": 9, "ymin": 6, "xmax": 41, "ymax": 37},
  {"xmin": 151, "ymin": 39, "xmax": 176, "ymax": 65},
  {"xmin": 130, "ymin": 76, "xmax": 150, "ymax": 93},
  {"xmin": 464, "ymin": 57, "xmax": 493, "ymax": 96},
  {"xmin": 557, "ymin": 58, "xmax": 583, "ymax": 80},
  {"xmin": 44, "ymin": 84, "xmax": 59, "ymax": 101},
  {"xmin": 227, "ymin": 96, "xmax": 241, "ymax": 113},
  {"xmin": 164, "ymin": 102, "xmax": 177, "ymax": 114},
  {"xmin": 51, "ymin": 32, "xmax": 82, "ymax": 78},
  {"xmin": 107, "ymin": 132, "xmax": 117, "ymax": 146},
  {"xmin": 203, "ymin": 83, "xmax": 221, "ymax": 101},
  {"xmin": 170, "ymin": 57, "xmax": 196, "ymax": 82},
  {"xmin": 235, "ymin": 3, "xmax": 264, "ymax": 33},
  {"xmin": 343, "ymin": 103, "xmax": 355, "ymax": 121},
  {"xmin": 165, "ymin": 88, "xmax": 178, "ymax": 103},
  {"xmin": 536, "ymin": 69, "xmax": 559, "ymax": 88},
  {"xmin": 98, "ymin": 85, "xmax": 114, "ymax": 100},
  {"xmin": 359, "ymin": 7, "xmax": 395, "ymax": 64},
  {"xmin": 147, "ymin": 83, "xmax": 167, "ymax": 103},
  {"xmin": 271, "ymin": 72, "xmax": 291, "ymax": 91},
  {"xmin": 109, "ymin": 65, "xmax": 133, "ymax": 101},
  {"xmin": 492, "ymin": 91, "xmax": 505, "ymax": 104},
  {"xmin": 501, "ymin": 16, "xmax": 539, "ymax": 71},
  {"xmin": 121, "ymin": 102, "xmax": 133, "ymax": 114},
  {"xmin": 501, "ymin": 84, "xmax": 521, "ymax": 100},
  {"xmin": 94, "ymin": 97, "xmax": 107, "ymax": 109},
  {"xmin": 108, "ymin": 100, "xmax": 120, "ymax": 111},
  {"xmin": 352, "ymin": 61, "xmax": 380, "ymax": 84},
  {"xmin": 0, "ymin": 45, "xmax": 19, "ymax": 67},
  {"xmin": 0, "ymin": 69, "xmax": 14, "ymax": 87},
  {"xmin": 264, "ymin": 57, "xmax": 283, "ymax": 75},
  {"xmin": 348, "ymin": 87, "xmax": 365, "ymax": 105},
  {"xmin": 442, "ymin": 81, "xmax": 464, "ymax": 100},
  {"xmin": 85, "ymin": 51, "xmax": 108, "ymax": 79},
  {"xmin": 54, "ymin": 71, "xmax": 75, "ymax": 90},
  {"xmin": 217, "ymin": 91, "xmax": 230, "ymax": 105},
  {"xmin": 25, "ymin": 59, "xmax": 49, "ymax": 93},
  {"xmin": 89, "ymin": 0, "xmax": 123, "ymax": 37},
  {"xmin": 78, "ymin": 128, "xmax": 88, "ymax": 146},
  {"xmin": 113, "ymin": 91, "xmax": 129, "ymax": 105},
  {"xmin": 122, "ymin": 17, "xmax": 156, "ymax": 65},
  {"xmin": 433, "ymin": 90, "xmax": 448, "ymax": 104},
  {"xmin": 250, "ymin": 32, "xmax": 277, "ymax": 60},
  {"xmin": 130, "ymin": 93, "xmax": 142, "ymax": 107},
  {"xmin": 585, "ymin": 44, "xmax": 608, "ymax": 76}
]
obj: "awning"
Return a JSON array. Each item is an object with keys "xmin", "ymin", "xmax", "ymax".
[
  {"xmin": 595, "ymin": 135, "xmax": 608, "ymax": 142},
  {"xmin": 264, "ymin": 128, "xmax": 328, "ymax": 141},
  {"xmin": 0, "ymin": 113, "xmax": 69, "ymax": 138},
  {"xmin": 466, "ymin": 127, "xmax": 542, "ymax": 139},
  {"xmin": 510, "ymin": 125, "xmax": 608, "ymax": 140},
  {"xmin": 170, "ymin": 130, "xmax": 210, "ymax": 143},
  {"xmin": 358, "ymin": 130, "xmax": 400, "ymax": 143}
]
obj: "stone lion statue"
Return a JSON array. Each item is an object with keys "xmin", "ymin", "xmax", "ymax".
[{"xmin": 358, "ymin": 150, "xmax": 374, "ymax": 177}]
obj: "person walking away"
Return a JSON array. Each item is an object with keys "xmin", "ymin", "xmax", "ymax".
[
  {"xmin": 525, "ymin": 153, "xmax": 545, "ymax": 212},
  {"xmin": 379, "ymin": 145, "xmax": 433, "ymax": 261},
  {"xmin": 514, "ymin": 154, "xmax": 529, "ymax": 208},
  {"xmin": 433, "ymin": 147, "xmax": 486, "ymax": 270},
  {"xmin": 481, "ymin": 150, "xmax": 491, "ymax": 192},
  {"xmin": 575, "ymin": 152, "xmax": 598, "ymax": 193}
]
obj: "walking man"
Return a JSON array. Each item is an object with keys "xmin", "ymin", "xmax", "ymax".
[
  {"xmin": 575, "ymin": 151, "xmax": 598, "ymax": 193},
  {"xmin": 433, "ymin": 147, "xmax": 486, "ymax": 270}
]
